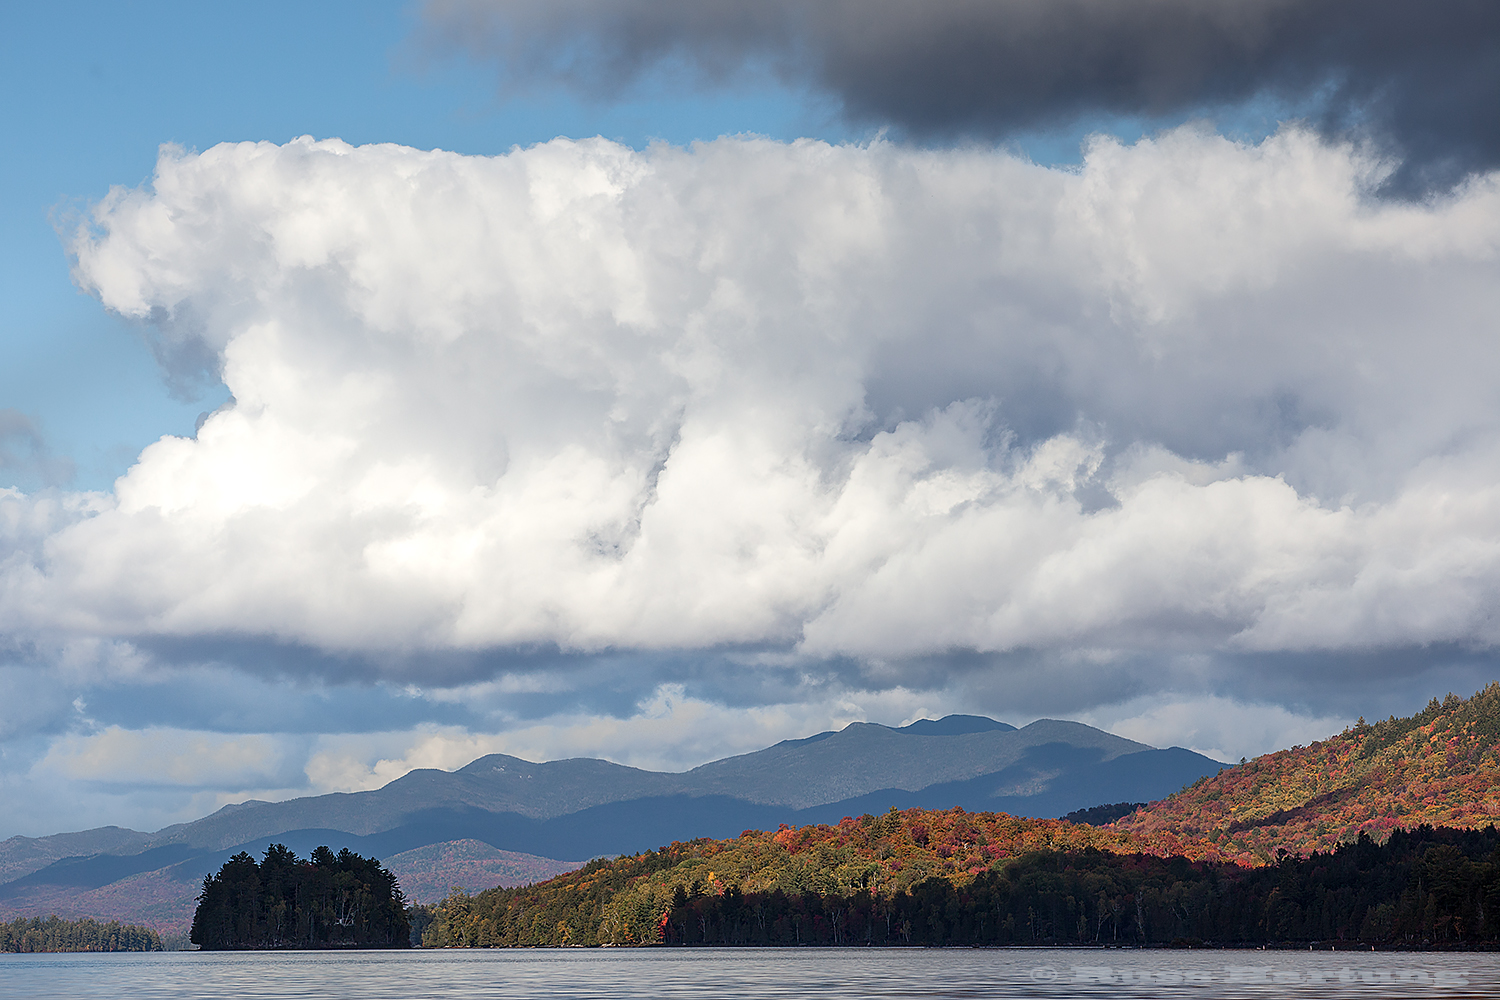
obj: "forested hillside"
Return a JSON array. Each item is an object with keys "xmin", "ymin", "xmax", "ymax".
[
  {"xmin": 420, "ymin": 810, "xmax": 1500, "ymax": 948},
  {"xmin": 649, "ymin": 826, "xmax": 1500, "ymax": 947},
  {"xmin": 421, "ymin": 808, "xmax": 1174, "ymax": 946},
  {"xmin": 1116, "ymin": 684, "xmax": 1500, "ymax": 862}
]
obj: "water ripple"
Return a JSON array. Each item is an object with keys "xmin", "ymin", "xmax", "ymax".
[{"xmin": 1, "ymin": 948, "xmax": 1495, "ymax": 999}]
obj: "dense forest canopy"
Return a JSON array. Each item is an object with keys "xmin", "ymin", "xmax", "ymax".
[
  {"xmin": 414, "ymin": 683, "xmax": 1500, "ymax": 950},
  {"xmin": 651, "ymin": 827, "xmax": 1500, "ymax": 948},
  {"xmin": 190, "ymin": 844, "xmax": 410, "ymax": 950},
  {"xmin": 422, "ymin": 824, "xmax": 1500, "ymax": 948},
  {"xmin": 421, "ymin": 807, "xmax": 1167, "ymax": 947},
  {"xmin": 0, "ymin": 916, "xmax": 163, "ymax": 953}
]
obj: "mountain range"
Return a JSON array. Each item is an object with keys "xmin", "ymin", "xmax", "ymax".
[
  {"xmin": 0, "ymin": 714, "xmax": 1222, "ymax": 934},
  {"xmin": 407, "ymin": 683, "xmax": 1500, "ymax": 949}
]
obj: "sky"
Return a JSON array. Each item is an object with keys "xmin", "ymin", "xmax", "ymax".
[{"xmin": 2, "ymin": 0, "xmax": 1498, "ymax": 839}]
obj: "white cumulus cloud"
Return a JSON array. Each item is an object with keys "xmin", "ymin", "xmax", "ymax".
[{"xmin": 0, "ymin": 125, "xmax": 1494, "ymax": 719}]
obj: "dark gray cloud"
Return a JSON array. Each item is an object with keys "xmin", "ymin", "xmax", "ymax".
[
  {"xmin": 80, "ymin": 669, "xmax": 476, "ymax": 736},
  {"xmin": 423, "ymin": 0, "xmax": 1500, "ymax": 192},
  {"xmin": 1213, "ymin": 647, "xmax": 1500, "ymax": 720}
]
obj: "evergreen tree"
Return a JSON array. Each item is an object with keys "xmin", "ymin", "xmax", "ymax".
[{"xmin": 191, "ymin": 844, "xmax": 410, "ymax": 949}]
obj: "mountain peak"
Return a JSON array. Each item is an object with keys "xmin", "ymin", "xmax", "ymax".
[
  {"xmin": 456, "ymin": 753, "xmax": 541, "ymax": 773},
  {"xmin": 895, "ymin": 715, "xmax": 1016, "ymax": 736}
]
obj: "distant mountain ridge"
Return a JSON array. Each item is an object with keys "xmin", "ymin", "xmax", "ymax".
[
  {"xmin": 0, "ymin": 714, "xmax": 1225, "ymax": 930},
  {"xmin": 0, "ymin": 828, "xmax": 152, "ymax": 885},
  {"xmin": 16, "ymin": 687, "xmax": 1500, "ymax": 939},
  {"xmin": 117, "ymin": 717, "xmax": 1166, "ymax": 853}
]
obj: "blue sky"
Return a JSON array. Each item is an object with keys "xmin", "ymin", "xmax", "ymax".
[
  {"xmin": 0, "ymin": 1, "xmax": 872, "ymax": 835},
  {"xmin": 0, "ymin": 1, "xmax": 1297, "ymax": 494},
  {"xmin": 3, "ymin": 0, "xmax": 1498, "ymax": 839},
  {"xmin": 0, "ymin": 0, "xmax": 842, "ymax": 493}
]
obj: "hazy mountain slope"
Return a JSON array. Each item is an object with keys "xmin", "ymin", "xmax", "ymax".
[
  {"xmin": 8, "ymin": 717, "xmax": 1221, "ymax": 870},
  {"xmin": 0, "ymin": 827, "xmax": 150, "ymax": 883},
  {"xmin": 0, "ymin": 867, "xmax": 195, "ymax": 935},
  {"xmin": 140, "ymin": 716, "xmax": 1172, "ymax": 851},
  {"xmin": 146, "ymin": 756, "xmax": 680, "ymax": 850},
  {"xmin": 0, "ymin": 714, "xmax": 1225, "ymax": 933},
  {"xmin": 382, "ymin": 840, "xmax": 584, "ymax": 903},
  {"xmin": 684, "ymin": 720, "xmax": 1152, "ymax": 808},
  {"xmin": 792, "ymin": 746, "xmax": 1224, "ymax": 823},
  {"xmin": 182, "ymin": 741, "xmax": 1224, "ymax": 867},
  {"xmin": 0, "ymin": 845, "xmax": 198, "ymax": 903},
  {"xmin": 1115, "ymin": 683, "xmax": 1500, "ymax": 862}
]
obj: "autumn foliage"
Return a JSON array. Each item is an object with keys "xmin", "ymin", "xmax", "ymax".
[
  {"xmin": 421, "ymin": 807, "xmax": 1192, "ymax": 946},
  {"xmin": 419, "ymin": 813, "xmax": 1500, "ymax": 948},
  {"xmin": 418, "ymin": 683, "xmax": 1500, "ymax": 948},
  {"xmin": 1116, "ymin": 682, "xmax": 1500, "ymax": 862}
]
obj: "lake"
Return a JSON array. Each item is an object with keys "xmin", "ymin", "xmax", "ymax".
[{"xmin": 1, "ymin": 948, "xmax": 1494, "ymax": 998}]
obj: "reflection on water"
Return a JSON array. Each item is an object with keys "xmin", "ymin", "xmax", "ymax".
[{"xmin": 0, "ymin": 949, "xmax": 1495, "ymax": 999}]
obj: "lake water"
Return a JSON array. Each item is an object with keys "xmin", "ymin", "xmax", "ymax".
[{"xmin": 1, "ymin": 948, "xmax": 1495, "ymax": 998}]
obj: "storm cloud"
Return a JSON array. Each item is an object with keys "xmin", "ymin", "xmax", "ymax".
[{"xmin": 422, "ymin": 0, "xmax": 1500, "ymax": 193}]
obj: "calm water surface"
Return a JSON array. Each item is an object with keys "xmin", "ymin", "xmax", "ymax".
[{"xmin": 2, "ymin": 949, "xmax": 1496, "ymax": 999}]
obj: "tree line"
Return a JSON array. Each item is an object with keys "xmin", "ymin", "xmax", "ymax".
[
  {"xmin": 418, "ymin": 806, "xmax": 1153, "ymax": 947},
  {"xmin": 422, "ymin": 825, "xmax": 1500, "ymax": 948},
  {"xmin": 1062, "ymin": 801, "xmax": 1148, "ymax": 826},
  {"xmin": 190, "ymin": 844, "xmax": 410, "ymax": 949},
  {"xmin": 0, "ymin": 915, "xmax": 163, "ymax": 952},
  {"xmin": 662, "ymin": 826, "xmax": 1500, "ymax": 947}
]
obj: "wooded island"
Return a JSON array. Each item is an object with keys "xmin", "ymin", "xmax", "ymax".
[{"xmin": 190, "ymin": 845, "xmax": 409, "ymax": 949}]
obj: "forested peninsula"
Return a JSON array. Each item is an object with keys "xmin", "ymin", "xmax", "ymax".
[
  {"xmin": 421, "ymin": 819, "xmax": 1500, "ymax": 948},
  {"xmin": 1, "ymin": 916, "xmax": 163, "ymax": 952},
  {"xmin": 190, "ymin": 845, "xmax": 409, "ymax": 949},
  {"xmin": 407, "ymin": 686, "xmax": 1500, "ymax": 950}
]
